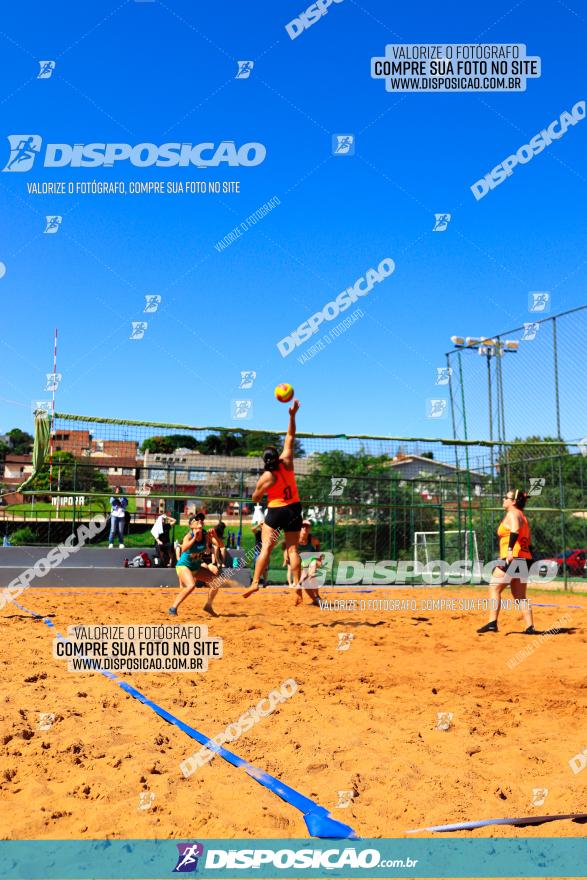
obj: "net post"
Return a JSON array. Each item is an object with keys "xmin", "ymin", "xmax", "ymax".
[
  {"xmin": 438, "ymin": 506, "xmax": 445, "ymax": 564},
  {"xmin": 72, "ymin": 460, "xmax": 77, "ymax": 541},
  {"xmin": 457, "ymin": 352, "xmax": 475, "ymax": 568},
  {"xmin": 552, "ymin": 318, "xmax": 568, "ymax": 590},
  {"xmin": 330, "ymin": 503, "xmax": 336, "ymax": 588}
]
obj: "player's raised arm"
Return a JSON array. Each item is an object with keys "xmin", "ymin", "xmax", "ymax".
[{"xmin": 280, "ymin": 399, "xmax": 300, "ymax": 468}]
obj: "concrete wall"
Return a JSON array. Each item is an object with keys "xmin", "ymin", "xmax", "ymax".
[{"xmin": 0, "ymin": 546, "xmax": 251, "ymax": 589}]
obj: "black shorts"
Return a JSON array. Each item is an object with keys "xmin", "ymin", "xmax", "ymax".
[
  {"xmin": 264, "ymin": 501, "xmax": 303, "ymax": 533},
  {"xmin": 495, "ymin": 558, "xmax": 531, "ymax": 582}
]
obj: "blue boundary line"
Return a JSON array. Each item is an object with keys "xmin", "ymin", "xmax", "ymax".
[
  {"xmin": 10, "ymin": 599, "xmax": 357, "ymax": 840},
  {"xmin": 407, "ymin": 813, "xmax": 587, "ymax": 833}
]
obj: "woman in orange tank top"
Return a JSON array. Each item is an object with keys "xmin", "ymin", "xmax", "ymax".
[
  {"xmin": 243, "ymin": 399, "xmax": 304, "ymax": 600},
  {"xmin": 477, "ymin": 489, "xmax": 536, "ymax": 635}
]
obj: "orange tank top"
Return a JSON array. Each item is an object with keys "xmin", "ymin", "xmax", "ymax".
[
  {"xmin": 266, "ymin": 463, "xmax": 300, "ymax": 508},
  {"xmin": 498, "ymin": 513, "xmax": 531, "ymax": 558}
]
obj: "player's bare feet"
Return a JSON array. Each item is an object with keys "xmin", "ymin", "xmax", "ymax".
[
  {"xmin": 203, "ymin": 603, "xmax": 219, "ymax": 617},
  {"xmin": 243, "ymin": 584, "xmax": 260, "ymax": 598}
]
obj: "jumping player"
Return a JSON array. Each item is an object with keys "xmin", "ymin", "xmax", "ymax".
[
  {"xmin": 168, "ymin": 516, "xmax": 223, "ymax": 617},
  {"xmin": 243, "ymin": 400, "xmax": 302, "ymax": 598},
  {"xmin": 477, "ymin": 489, "xmax": 536, "ymax": 635}
]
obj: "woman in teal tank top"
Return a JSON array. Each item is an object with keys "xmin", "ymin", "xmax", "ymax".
[{"xmin": 168, "ymin": 517, "xmax": 222, "ymax": 617}]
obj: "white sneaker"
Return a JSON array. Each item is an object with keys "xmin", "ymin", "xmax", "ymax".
[
  {"xmin": 119, "ymin": 544, "xmax": 125, "ymax": 549},
  {"xmin": 108, "ymin": 544, "xmax": 114, "ymax": 549}
]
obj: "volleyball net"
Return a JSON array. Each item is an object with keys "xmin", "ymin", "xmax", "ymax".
[{"xmin": 2, "ymin": 410, "xmax": 587, "ymax": 584}]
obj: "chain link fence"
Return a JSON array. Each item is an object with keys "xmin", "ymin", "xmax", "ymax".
[{"xmin": 2, "ymin": 415, "xmax": 586, "ymax": 586}]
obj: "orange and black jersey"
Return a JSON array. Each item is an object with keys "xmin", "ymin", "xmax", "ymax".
[
  {"xmin": 266, "ymin": 463, "xmax": 300, "ymax": 508},
  {"xmin": 498, "ymin": 514, "xmax": 532, "ymax": 559}
]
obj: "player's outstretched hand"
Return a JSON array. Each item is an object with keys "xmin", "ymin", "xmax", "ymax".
[{"xmin": 289, "ymin": 399, "xmax": 300, "ymax": 416}]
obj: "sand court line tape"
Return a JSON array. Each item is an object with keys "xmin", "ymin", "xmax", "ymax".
[
  {"xmin": 533, "ymin": 603, "xmax": 583, "ymax": 609},
  {"xmin": 10, "ymin": 599, "xmax": 357, "ymax": 840},
  {"xmin": 407, "ymin": 813, "xmax": 587, "ymax": 833}
]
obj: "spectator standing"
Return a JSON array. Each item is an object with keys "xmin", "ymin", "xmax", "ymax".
[{"xmin": 108, "ymin": 486, "xmax": 128, "ymax": 548}]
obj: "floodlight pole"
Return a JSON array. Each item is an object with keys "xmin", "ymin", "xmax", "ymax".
[
  {"xmin": 448, "ymin": 336, "xmax": 519, "ymax": 486},
  {"xmin": 446, "ymin": 352, "xmax": 462, "ymax": 536},
  {"xmin": 485, "ymin": 350, "xmax": 495, "ymax": 479}
]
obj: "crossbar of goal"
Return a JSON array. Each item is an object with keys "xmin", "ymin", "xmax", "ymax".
[{"xmin": 414, "ymin": 530, "xmax": 479, "ymax": 567}]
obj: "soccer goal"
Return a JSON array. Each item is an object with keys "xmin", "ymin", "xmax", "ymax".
[{"xmin": 414, "ymin": 530, "xmax": 479, "ymax": 567}]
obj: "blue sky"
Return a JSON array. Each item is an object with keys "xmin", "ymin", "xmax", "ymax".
[{"xmin": 0, "ymin": 0, "xmax": 585, "ymax": 443}]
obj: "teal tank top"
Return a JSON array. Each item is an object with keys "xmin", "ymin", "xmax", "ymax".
[{"xmin": 177, "ymin": 532, "xmax": 208, "ymax": 571}]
